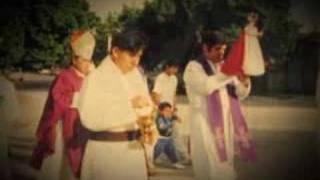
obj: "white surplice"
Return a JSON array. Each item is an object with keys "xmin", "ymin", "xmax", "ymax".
[
  {"xmin": 77, "ymin": 56, "xmax": 151, "ymax": 180},
  {"xmin": 183, "ymin": 60, "xmax": 251, "ymax": 180}
]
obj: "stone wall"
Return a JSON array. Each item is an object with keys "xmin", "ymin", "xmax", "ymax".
[{"xmin": 14, "ymin": 90, "xmax": 320, "ymax": 140}]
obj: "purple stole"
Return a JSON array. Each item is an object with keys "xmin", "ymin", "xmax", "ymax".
[{"xmin": 197, "ymin": 56, "xmax": 256, "ymax": 162}]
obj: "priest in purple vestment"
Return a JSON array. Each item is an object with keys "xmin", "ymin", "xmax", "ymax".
[{"xmin": 183, "ymin": 30, "xmax": 256, "ymax": 180}]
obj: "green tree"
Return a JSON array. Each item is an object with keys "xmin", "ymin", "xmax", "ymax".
[
  {"xmin": 103, "ymin": 0, "xmax": 300, "ymax": 71},
  {"xmin": 94, "ymin": 12, "xmax": 123, "ymax": 62},
  {"xmin": 0, "ymin": 0, "xmax": 100, "ymax": 70}
]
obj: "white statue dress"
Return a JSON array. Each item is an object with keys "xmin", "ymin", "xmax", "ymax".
[{"xmin": 243, "ymin": 24, "xmax": 265, "ymax": 76}]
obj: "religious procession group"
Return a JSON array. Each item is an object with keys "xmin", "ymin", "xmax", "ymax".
[{"xmin": 0, "ymin": 10, "xmax": 266, "ymax": 180}]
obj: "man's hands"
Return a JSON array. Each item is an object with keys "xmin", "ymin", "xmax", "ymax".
[
  {"xmin": 237, "ymin": 74, "xmax": 250, "ymax": 88},
  {"xmin": 132, "ymin": 95, "xmax": 150, "ymax": 108},
  {"xmin": 151, "ymin": 92, "xmax": 161, "ymax": 106}
]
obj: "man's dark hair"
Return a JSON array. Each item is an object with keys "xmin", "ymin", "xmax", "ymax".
[
  {"xmin": 111, "ymin": 30, "xmax": 147, "ymax": 53},
  {"xmin": 201, "ymin": 30, "xmax": 226, "ymax": 49},
  {"xmin": 165, "ymin": 61, "xmax": 179, "ymax": 69},
  {"xmin": 158, "ymin": 102, "xmax": 172, "ymax": 111},
  {"xmin": 248, "ymin": 6, "xmax": 259, "ymax": 14}
]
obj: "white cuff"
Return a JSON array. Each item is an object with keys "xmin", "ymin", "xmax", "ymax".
[{"xmin": 206, "ymin": 72, "xmax": 234, "ymax": 94}]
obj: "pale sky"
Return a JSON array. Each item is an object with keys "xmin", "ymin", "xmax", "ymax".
[
  {"xmin": 87, "ymin": 0, "xmax": 319, "ymax": 33},
  {"xmin": 87, "ymin": 0, "xmax": 148, "ymax": 18}
]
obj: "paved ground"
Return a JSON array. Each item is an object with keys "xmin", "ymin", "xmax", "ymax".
[
  {"xmin": 5, "ymin": 72, "xmax": 320, "ymax": 180},
  {"xmin": 8, "ymin": 130, "xmax": 318, "ymax": 180}
]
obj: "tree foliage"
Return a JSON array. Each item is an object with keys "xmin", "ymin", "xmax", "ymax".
[
  {"xmin": 0, "ymin": 0, "xmax": 100, "ymax": 70},
  {"xmin": 96, "ymin": 0, "xmax": 301, "ymax": 71},
  {"xmin": 0, "ymin": 0, "xmax": 302, "ymax": 72}
]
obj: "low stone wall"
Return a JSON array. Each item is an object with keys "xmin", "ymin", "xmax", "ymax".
[
  {"xmin": 15, "ymin": 90, "xmax": 320, "ymax": 139},
  {"xmin": 13, "ymin": 90, "xmax": 48, "ymax": 138},
  {"xmin": 176, "ymin": 104, "xmax": 319, "ymax": 135},
  {"xmin": 176, "ymin": 96, "xmax": 320, "ymax": 134}
]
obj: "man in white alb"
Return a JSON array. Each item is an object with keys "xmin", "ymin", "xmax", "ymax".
[{"xmin": 77, "ymin": 30, "xmax": 152, "ymax": 180}]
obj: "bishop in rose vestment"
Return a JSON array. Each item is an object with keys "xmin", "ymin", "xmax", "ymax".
[{"xmin": 30, "ymin": 30, "xmax": 95, "ymax": 180}]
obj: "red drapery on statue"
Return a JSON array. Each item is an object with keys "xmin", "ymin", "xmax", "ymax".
[{"xmin": 221, "ymin": 33, "xmax": 245, "ymax": 76}]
